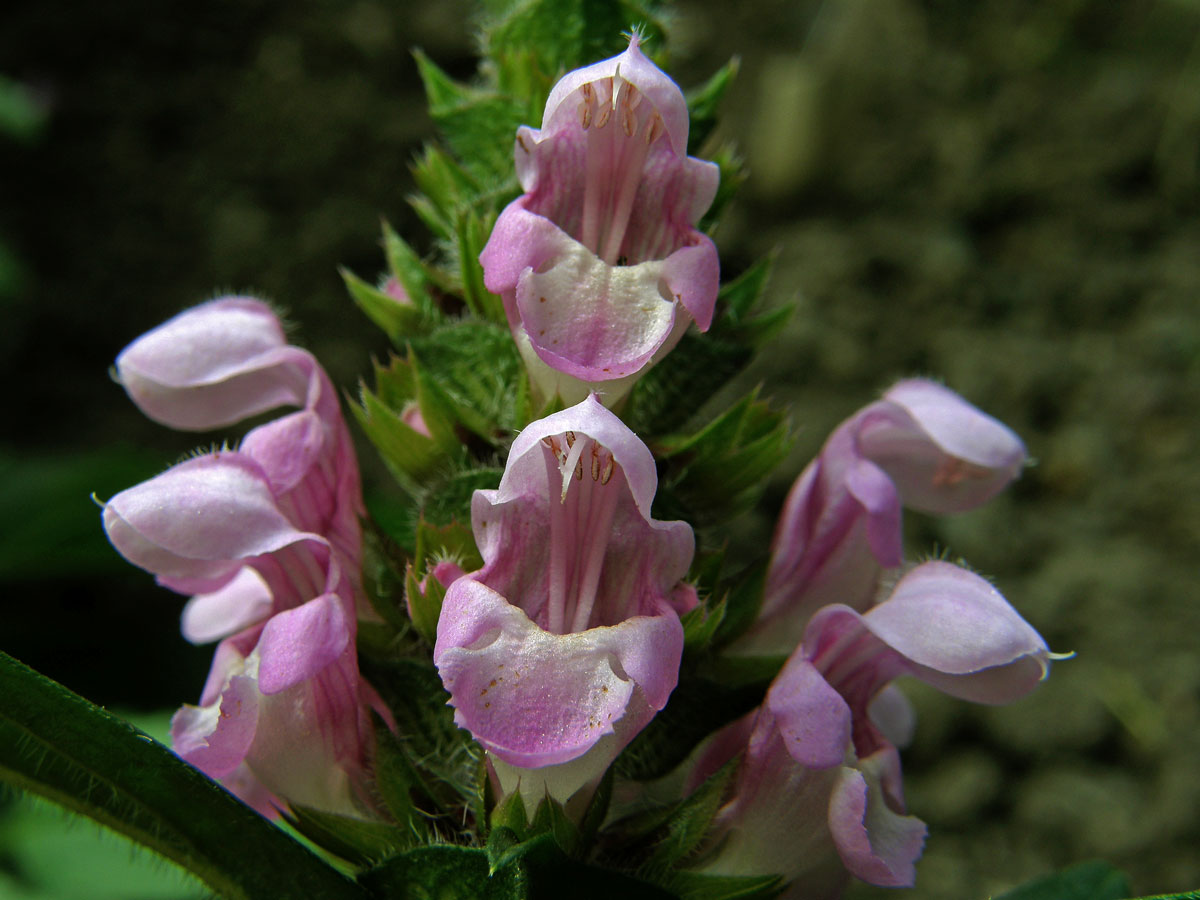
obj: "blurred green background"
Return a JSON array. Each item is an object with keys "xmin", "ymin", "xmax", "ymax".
[{"xmin": 1, "ymin": 0, "xmax": 1197, "ymax": 897}]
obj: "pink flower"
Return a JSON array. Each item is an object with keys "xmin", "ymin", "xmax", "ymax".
[
  {"xmin": 479, "ymin": 35, "xmax": 720, "ymax": 406},
  {"xmin": 103, "ymin": 298, "xmax": 378, "ymax": 816},
  {"xmin": 695, "ymin": 562, "xmax": 1052, "ymax": 897},
  {"xmin": 736, "ymin": 379, "xmax": 1026, "ymax": 655},
  {"xmin": 433, "ymin": 395, "xmax": 696, "ymax": 807}
]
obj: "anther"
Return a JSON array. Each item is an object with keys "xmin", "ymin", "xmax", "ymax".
[
  {"xmin": 574, "ymin": 459, "xmax": 584, "ymax": 481},
  {"xmin": 600, "ymin": 457, "xmax": 614, "ymax": 485},
  {"xmin": 590, "ymin": 446, "xmax": 601, "ymax": 481},
  {"xmin": 622, "ymin": 103, "xmax": 637, "ymax": 137},
  {"xmin": 644, "ymin": 112, "xmax": 662, "ymax": 146},
  {"xmin": 565, "ymin": 431, "xmax": 576, "ymax": 448}
]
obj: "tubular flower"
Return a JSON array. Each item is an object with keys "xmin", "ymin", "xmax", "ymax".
[
  {"xmin": 103, "ymin": 298, "xmax": 378, "ymax": 817},
  {"xmin": 735, "ymin": 379, "xmax": 1026, "ymax": 656},
  {"xmin": 434, "ymin": 394, "xmax": 696, "ymax": 808},
  {"xmin": 479, "ymin": 34, "xmax": 720, "ymax": 407},
  {"xmin": 695, "ymin": 562, "xmax": 1053, "ymax": 898}
]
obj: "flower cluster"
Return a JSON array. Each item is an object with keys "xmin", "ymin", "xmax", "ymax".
[
  {"xmin": 97, "ymin": 31, "xmax": 1058, "ymax": 900},
  {"xmin": 102, "ymin": 298, "xmax": 381, "ymax": 817}
]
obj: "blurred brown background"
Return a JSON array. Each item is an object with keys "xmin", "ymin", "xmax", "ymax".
[{"xmin": 2, "ymin": 1, "xmax": 1197, "ymax": 897}]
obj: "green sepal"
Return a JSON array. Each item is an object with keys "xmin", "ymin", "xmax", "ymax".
[
  {"xmin": 708, "ymin": 254, "xmax": 791, "ymax": 349},
  {"xmin": 415, "ymin": 516, "xmax": 484, "ymax": 577},
  {"xmin": 357, "ymin": 656, "xmax": 485, "ymax": 826},
  {"xmin": 407, "ymin": 349, "xmax": 468, "ymax": 454},
  {"xmin": 456, "ymin": 207, "xmax": 507, "ymax": 322},
  {"xmin": 657, "ymin": 391, "xmax": 792, "ymax": 527},
  {"xmin": 709, "ymin": 560, "xmax": 768, "ymax": 649},
  {"xmin": 341, "ymin": 266, "xmax": 428, "ymax": 344},
  {"xmin": 283, "ymin": 804, "xmax": 415, "ymax": 869},
  {"xmin": 360, "ymin": 518, "xmax": 412, "ymax": 630},
  {"xmin": 371, "ymin": 713, "xmax": 430, "ymax": 837},
  {"xmin": 410, "ymin": 144, "xmax": 483, "ymax": 241},
  {"xmin": 490, "ymin": 791, "xmax": 529, "ymax": 839},
  {"xmin": 681, "ymin": 595, "xmax": 727, "ymax": 653},
  {"xmin": 404, "ymin": 563, "xmax": 445, "ymax": 646},
  {"xmin": 698, "ymin": 144, "xmax": 746, "ymax": 234},
  {"xmin": 405, "ymin": 318, "xmax": 525, "ymax": 442},
  {"xmin": 993, "ymin": 860, "xmax": 1131, "ymax": 900},
  {"xmin": 638, "ymin": 759, "xmax": 737, "ymax": 876},
  {"xmin": 530, "ymin": 795, "xmax": 582, "ymax": 857},
  {"xmin": 0, "ymin": 652, "xmax": 366, "ymax": 900},
  {"xmin": 421, "ymin": 467, "xmax": 504, "ymax": 530},
  {"xmin": 354, "ymin": 381, "xmax": 445, "ymax": 490},
  {"xmin": 624, "ymin": 332, "xmax": 752, "ymax": 437},
  {"xmin": 382, "ymin": 219, "xmax": 436, "ymax": 314},
  {"xmin": 615, "ymin": 665, "xmax": 771, "ymax": 782},
  {"xmin": 686, "ymin": 58, "xmax": 739, "ymax": 155}
]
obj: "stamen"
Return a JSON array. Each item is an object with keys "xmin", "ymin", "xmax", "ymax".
[
  {"xmin": 591, "ymin": 445, "xmax": 601, "ymax": 481},
  {"xmin": 644, "ymin": 112, "xmax": 662, "ymax": 146},
  {"xmin": 559, "ymin": 433, "xmax": 588, "ymax": 501},
  {"xmin": 600, "ymin": 456, "xmax": 614, "ymax": 485}
]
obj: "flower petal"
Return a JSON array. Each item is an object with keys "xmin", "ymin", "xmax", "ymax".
[
  {"xmin": 766, "ymin": 656, "xmax": 853, "ymax": 770},
  {"xmin": 515, "ymin": 240, "xmax": 675, "ymax": 381},
  {"xmin": 102, "ymin": 454, "xmax": 312, "ymax": 585},
  {"xmin": 116, "ymin": 298, "xmax": 310, "ymax": 430},
  {"xmin": 256, "ymin": 593, "xmax": 351, "ymax": 695},
  {"xmin": 828, "ymin": 759, "xmax": 926, "ymax": 887},
  {"xmin": 858, "ymin": 380, "xmax": 1026, "ymax": 514},
  {"xmin": 434, "ymin": 578, "xmax": 681, "ymax": 768},
  {"xmin": 172, "ymin": 674, "xmax": 260, "ymax": 779},
  {"xmin": 181, "ymin": 566, "xmax": 274, "ymax": 644},
  {"xmin": 806, "ymin": 561, "xmax": 1051, "ymax": 705}
]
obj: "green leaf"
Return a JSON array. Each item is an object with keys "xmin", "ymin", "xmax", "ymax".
[
  {"xmin": 0, "ymin": 788, "xmax": 207, "ymax": 899},
  {"xmin": 993, "ymin": 860, "xmax": 1130, "ymax": 900},
  {"xmin": 341, "ymin": 266, "xmax": 428, "ymax": 344},
  {"xmin": 359, "ymin": 844, "xmax": 524, "ymax": 900},
  {"xmin": 0, "ymin": 652, "xmax": 366, "ymax": 900}
]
